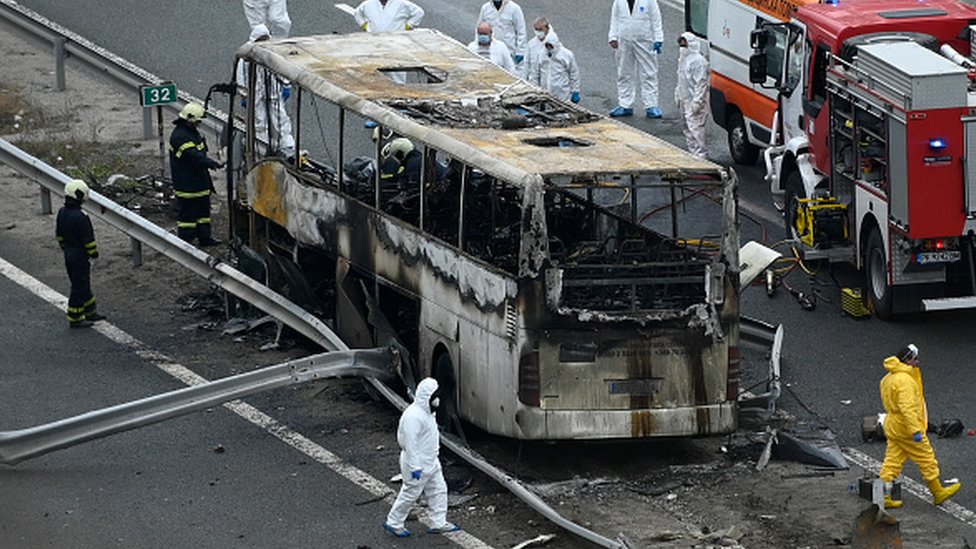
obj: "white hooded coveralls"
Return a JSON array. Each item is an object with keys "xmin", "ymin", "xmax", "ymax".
[
  {"xmin": 478, "ymin": 0, "xmax": 527, "ymax": 64},
  {"xmin": 386, "ymin": 378, "xmax": 451, "ymax": 530},
  {"xmin": 675, "ymin": 32, "xmax": 709, "ymax": 159},
  {"xmin": 237, "ymin": 25, "xmax": 295, "ymax": 158},
  {"xmin": 526, "ymin": 26, "xmax": 558, "ymax": 87},
  {"xmin": 354, "ymin": 0, "xmax": 425, "ymax": 32},
  {"xmin": 540, "ymin": 35, "xmax": 580, "ymax": 102},
  {"xmin": 468, "ymin": 37, "xmax": 517, "ymax": 73},
  {"xmin": 608, "ymin": 0, "xmax": 664, "ymax": 109},
  {"xmin": 242, "ymin": 0, "xmax": 291, "ymax": 38}
]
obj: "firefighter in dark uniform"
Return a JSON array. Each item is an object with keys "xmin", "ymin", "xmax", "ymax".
[
  {"xmin": 169, "ymin": 103, "xmax": 223, "ymax": 245},
  {"xmin": 56, "ymin": 179, "xmax": 105, "ymax": 328}
]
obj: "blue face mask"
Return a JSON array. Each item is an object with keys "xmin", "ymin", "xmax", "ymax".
[{"xmin": 477, "ymin": 34, "xmax": 491, "ymax": 45}]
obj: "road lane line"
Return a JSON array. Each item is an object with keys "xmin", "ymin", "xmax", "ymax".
[
  {"xmin": 0, "ymin": 255, "xmax": 493, "ymax": 549},
  {"xmin": 334, "ymin": 3, "xmax": 356, "ymax": 16},
  {"xmin": 844, "ymin": 447, "xmax": 976, "ymax": 528}
]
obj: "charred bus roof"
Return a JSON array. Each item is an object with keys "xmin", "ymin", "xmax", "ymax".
[{"xmin": 236, "ymin": 29, "xmax": 723, "ymax": 184}]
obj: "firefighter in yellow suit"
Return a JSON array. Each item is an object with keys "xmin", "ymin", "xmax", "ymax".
[{"xmin": 879, "ymin": 344, "xmax": 961, "ymax": 508}]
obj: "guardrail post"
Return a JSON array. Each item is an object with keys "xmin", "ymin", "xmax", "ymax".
[
  {"xmin": 142, "ymin": 108, "xmax": 153, "ymax": 140},
  {"xmin": 40, "ymin": 187, "xmax": 52, "ymax": 215},
  {"xmin": 131, "ymin": 237, "xmax": 142, "ymax": 267},
  {"xmin": 53, "ymin": 37, "xmax": 66, "ymax": 91}
]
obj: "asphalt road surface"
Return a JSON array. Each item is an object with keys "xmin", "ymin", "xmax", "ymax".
[{"xmin": 6, "ymin": 0, "xmax": 976, "ymax": 541}]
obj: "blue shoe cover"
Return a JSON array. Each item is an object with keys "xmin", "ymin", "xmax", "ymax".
[
  {"xmin": 383, "ymin": 523, "xmax": 411, "ymax": 537},
  {"xmin": 364, "ymin": 119, "xmax": 378, "ymax": 129},
  {"xmin": 646, "ymin": 107, "xmax": 662, "ymax": 118},
  {"xmin": 609, "ymin": 106, "xmax": 634, "ymax": 117},
  {"xmin": 427, "ymin": 523, "xmax": 461, "ymax": 534}
]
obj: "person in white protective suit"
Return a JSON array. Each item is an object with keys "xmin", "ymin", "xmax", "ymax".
[
  {"xmin": 541, "ymin": 34, "xmax": 581, "ymax": 104},
  {"xmin": 242, "ymin": 0, "xmax": 291, "ymax": 38},
  {"xmin": 468, "ymin": 22, "xmax": 516, "ymax": 73},
  {"xmin": 237, "ymin": 25, "xmax": 295, "ymax": 159},
  {"xmin": 526, "ymin": 16, "xmax": 557, "ymax": 87},
  {"xmin": 383, "ymin": 378, "xmax": 461, "ymax": 538},
  {"xmin": 477, "ymin": 0, "xmax": 527, "ymax": 75},
  {"xmin": 675, "ymin": 32, "xmax": 709, "ymax": 159},
  {"xmin": 354, "ymin": 0, "xmax": 425, "ymax": 32},
  {"xmin": 608, "ymin": 0, "xmax": 664, "ymax": 119}
]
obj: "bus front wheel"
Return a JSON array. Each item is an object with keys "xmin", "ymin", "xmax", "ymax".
[{"xmin": 864, "ymin": 229, "xmax": 893, "ymax": 318}]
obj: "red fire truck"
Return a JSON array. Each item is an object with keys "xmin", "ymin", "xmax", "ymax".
[{"xmin": 735, "ymin": 0, "xmax": 976, "ymax": 317}]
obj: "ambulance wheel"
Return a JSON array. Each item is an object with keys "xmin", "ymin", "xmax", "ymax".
[
  {"xmin": 864, "ymin": 228, "xmax": 893, "ymax": 318},
  {"xmin": 728, "ymin": 110, "xmax": 759, "ymax": 165},
  {"xmin": 783, "ymin": 171, "xmax": 804, "ymax": 239}
]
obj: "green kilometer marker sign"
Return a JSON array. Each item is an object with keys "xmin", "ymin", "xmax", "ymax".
[{"xmin": 140, "ymin": 83, "xmax": 177, "ymax": 107}]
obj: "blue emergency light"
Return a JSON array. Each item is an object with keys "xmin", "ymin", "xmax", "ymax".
[{"xmin": 929, "ymin": 138, "xmax": 947, "ymax": 150}]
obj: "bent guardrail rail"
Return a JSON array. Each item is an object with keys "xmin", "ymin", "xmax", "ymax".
[
  {"xmin": 0, "ymin": 349, "xmax": 397, "ymax": 466},
  {"xmin": 739, "ymin": 316, "xmax": 783, "ymax": 421}
]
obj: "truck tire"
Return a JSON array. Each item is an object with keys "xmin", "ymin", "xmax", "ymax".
[
  {"xmin": 783, "ymin": 171, "xmax": 804, "ymax": 239},
  {"xmin": 727, "ymin": 110, "xmax": 759, "ymax": 166},
  {"xmin": 864, "ymin": 228, "xmax": 893, "ymax": 318}
]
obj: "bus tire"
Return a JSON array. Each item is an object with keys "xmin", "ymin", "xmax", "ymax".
[
  {"xmin": 864, "ymin": 228, "xmax": 893, "ymax": 318},
  {"xmin": 727, "ymin": 110, "xmax": 759, "ymax": 166},
  {"xmin": 783, "ymin": 171, "xmax": 805, "ymax": 239}
]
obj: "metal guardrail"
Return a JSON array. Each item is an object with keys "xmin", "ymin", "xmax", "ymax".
[
  {"xmin": 0, "ymin": 138, "xmax": 347, "ymax": 352},
  {"xmin": 739, "ymin": 316, "xmax": 783, "ymax": 421},
  {"xmin": 0, "ymin": 0, "xmax": 229, "ymax": 141},
  {"xmin": 0, "ymin": 349, "xmax": 397, "ymax": 466}
]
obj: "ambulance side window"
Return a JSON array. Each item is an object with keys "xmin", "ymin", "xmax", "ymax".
[{"xmin": 763, "ymin": 25, "xmax": 788, "ymax": 84}]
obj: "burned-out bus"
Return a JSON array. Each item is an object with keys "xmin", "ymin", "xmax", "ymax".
[{"xmin": 227, "ymin": 29, "xmax": 741, "ymax": 439}]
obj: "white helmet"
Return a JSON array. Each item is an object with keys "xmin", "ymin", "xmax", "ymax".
[
  {"xmin": 65, "ymin": 179, "xmax": 90, "ymax": 202},
  {"xmin": 388, "ymin": 138, "xmax": 414, "ymax": 161},
  {"xmin": 179, "ymin": 102, "xmax": 206, "ymax": 122}
]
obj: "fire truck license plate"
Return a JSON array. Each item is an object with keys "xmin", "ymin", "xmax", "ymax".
[{"xmin": 917, "ymin": 251, "xmax": 961, "ymax": 265}]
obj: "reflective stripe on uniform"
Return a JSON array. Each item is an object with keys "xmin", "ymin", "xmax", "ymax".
[
  {"xmin": 196, "ymin": 217, "xmax": 211, "ymax": 225},
  {"xmin": 171, "ymin": 140, "xmax": 205, "ymax": 159},
  {"xmin": 174, "ymin": 190, "xmax": 211, "ymax": 199},
  {"xmin": 177, "ymin": 221, "xmax": 198, "ymax": 228}
]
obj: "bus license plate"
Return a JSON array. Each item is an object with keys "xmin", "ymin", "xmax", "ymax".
[{"xmin": 916, "ymin": 251, "xmax": 961, "ymax": 265}]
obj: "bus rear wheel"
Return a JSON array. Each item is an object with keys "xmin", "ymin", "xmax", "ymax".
[
  {"xmin": 864, "ymin": 229, "xmax": 893, "ymax": 318},
  {"xmin": 727, "ymin": 110, "xmax": 759, "ymax": 165},
  {"xmin": 432, "ymin": 352, "xmax": 465, "ymax": 441}
]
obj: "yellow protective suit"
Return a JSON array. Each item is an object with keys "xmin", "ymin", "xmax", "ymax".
[{"xmin": 878, "ymin": 356, "xmax": 940, "ymax": 483}]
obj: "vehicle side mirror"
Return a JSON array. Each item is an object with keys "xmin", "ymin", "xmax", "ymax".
[
  {"xmin": 750, "ymin": 28, "xmax": 768, "ymax": 50},
  {"xmin": 749, "ymin": 53, "xmax": 767, "ymax": 84}
]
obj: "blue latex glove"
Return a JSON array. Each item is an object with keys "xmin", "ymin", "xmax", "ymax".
[
  {"xmin": 240, "ymin": 97, "xmax": 247, "ymax": 108},
  {"xmin": 282, "ymin": 86, "xmax": 291, "ymax": 101},
  {"xmin": 653, "ymin": 41, "xmax": 663, "ymax": 54},
  {"xmin": 514, "ymin": 54, "xmax": 524, "ymax": 64},
  {"xmin": 410, "ymin": 469, "xmax": 422, "ymax": 480},
  {"xmin": 571, "ymin": 91, "xmax": 580, "ymax": 104},
  {"xmin": 913, "ymin": 432, "xmax": 923, "ymax": 442}
]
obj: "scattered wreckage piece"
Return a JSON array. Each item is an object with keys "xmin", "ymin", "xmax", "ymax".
[
  {"xmin": 509, "ymin": 533, "xmax": 557, "ymax": 549},
  {"xmin": 756, "ymin": 424, "xmax": 849, "ymax": 471}
]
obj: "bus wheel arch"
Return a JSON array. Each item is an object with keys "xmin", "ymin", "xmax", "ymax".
[{"xmin": 727, "ymin": 108, "xmax": 760, "ymax": 166}]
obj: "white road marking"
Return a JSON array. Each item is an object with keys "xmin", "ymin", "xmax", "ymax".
[
  {"xmin": 334, "ymin": 3, "xmax": 357, "ymax": 16},
  {"xmin": 844, "ymin": 447, "xmax": 976, "ymax": 528},
  {"xmin": 0, "ymin": 255, "xmax": 492, "ymax": 548}
]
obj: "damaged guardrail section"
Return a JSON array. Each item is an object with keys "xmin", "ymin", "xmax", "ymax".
[{"xmin": 0, "ymin": 349, "xmax": 398, "ymax": 466}]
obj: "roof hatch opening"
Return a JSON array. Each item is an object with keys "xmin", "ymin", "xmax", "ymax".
[
  {"xmin": 378, "ymin": 66, "xmax": 447, "ymax": 84},
  {"xmin": 523, "ymin": 136, "xmax": 593, "ymax": 148}
]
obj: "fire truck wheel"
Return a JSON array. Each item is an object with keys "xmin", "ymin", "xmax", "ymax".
[
  {"xmin": 727, "ymin": 110, "xmax": 759, "ymax": 166},
  {"xmin": 864, "ymin": 229, "xmax": 893, "ymax": 318},
  {"xmin": 783, "ymin": 172, "xmax": 804, "ymax": 239}
]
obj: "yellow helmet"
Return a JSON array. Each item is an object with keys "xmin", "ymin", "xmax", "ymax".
[
  {"xmin": 65, "ymin": 179, "xmax": 90, "ymax": 202},
  {"xmin": 388, "ymin": 137, "xmax": 414, "ymax": 160},
  {"xmin": 179, "ymin": 102, "xmax": 206, "ymax": 122}
]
